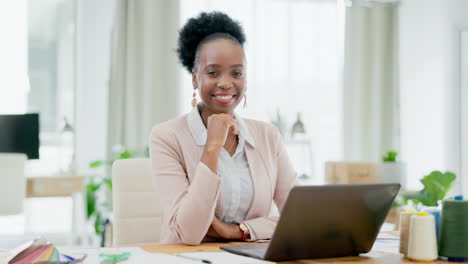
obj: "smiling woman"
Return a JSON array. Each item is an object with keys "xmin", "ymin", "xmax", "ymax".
[{"xmin": 149, "ymin": 11, "xmax": 297, "ymax": 245}]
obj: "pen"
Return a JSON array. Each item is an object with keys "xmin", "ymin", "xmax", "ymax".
[
  {"xmin": 62, "ymin": 254, "xmax": 75, "ymax": 261},
  {"xmin": 175, "ymin": 254, "xmax": 212, "ymax": 264}
]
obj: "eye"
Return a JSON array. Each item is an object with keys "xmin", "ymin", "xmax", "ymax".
[
  {"xmin": 233, "ymin": 71, "xmax": 243, "ymax": 77},
  {"xmin": 207, "ymin": 71, "xmax": 218, "ymax": 76}
]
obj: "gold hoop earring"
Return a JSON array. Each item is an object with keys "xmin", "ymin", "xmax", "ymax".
[
  {"xmin": 191, "ymin": 89, "xmax": 198, "ymax": 108},
  {"xmin": 243, "ymin": 94, "xmax": 247, "ymax": 108}
]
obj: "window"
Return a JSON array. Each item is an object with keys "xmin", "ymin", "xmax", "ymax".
[
  {"xmin": 178, "ymin": 0, "xmax": 343, "ymax": 181},
  {"xmin": 27, "ymin": 0, "xmax": 76, "ymax": 176}
]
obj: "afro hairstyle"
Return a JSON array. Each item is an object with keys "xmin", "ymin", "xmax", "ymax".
[{"xmin": 177, "ymin": 11, "xmax": 246, "ymax": 73}]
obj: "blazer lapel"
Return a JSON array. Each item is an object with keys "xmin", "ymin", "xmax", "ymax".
[{"xmin": 244, "ymin": 143, "xmax": 272, "ymax": 220}]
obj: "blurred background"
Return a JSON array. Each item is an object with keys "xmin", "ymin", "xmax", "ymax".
[{"xmin": 0, "ymin": 0, "xmax": 467, "ymax": 249}]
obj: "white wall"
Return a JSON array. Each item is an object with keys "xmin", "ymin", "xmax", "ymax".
[
  {"xmin": 0, "ymin": 1, "xmax": 28, "ymax": 113},
  {"xmin": 461, "ymin": 31, "xmax": 468, "ymax": 198},
  {"xmin": 75, "ymin": 0, "xmax": 116, "ymax": 174},
  {"xmin": 400, "ymin": 0, "xmax": 468, "ymax": 195}
]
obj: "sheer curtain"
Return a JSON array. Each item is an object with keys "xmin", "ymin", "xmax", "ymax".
[
  {"xmin": 178, "ymin": 0, "xmax": 342, "ymax": 181},
  {"xmin": 343, "ymin": 0, "xmax": 400, "ymax": 163},
  {"xmin": 107, "ymin": 0, "xmax": 180, "ymax": 154}
]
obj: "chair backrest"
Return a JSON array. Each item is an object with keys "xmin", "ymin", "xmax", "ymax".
[
  {"xmin": 112, "ymin": 158, "xmax": 162, "ymax": 246},
  {"xmin": 0, "ymin": 153, "xmax": 26, "ymax": 216}
]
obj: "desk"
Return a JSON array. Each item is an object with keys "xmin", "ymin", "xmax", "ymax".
[
  {"xmin": 139, "ymin": 242, "xmax": 451, "ymax": 263},
  {"xmin": 26, "ymin": 176, "xmax": 83, "ymax": 197},
  {"xmin": 25, "ymin": 176, "xmax": 86, "ymax": 246}
]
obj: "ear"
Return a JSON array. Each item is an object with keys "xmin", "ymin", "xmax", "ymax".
[{"xmin": 191, "ymin": 71, "xmax": 198, "ymax": 90}]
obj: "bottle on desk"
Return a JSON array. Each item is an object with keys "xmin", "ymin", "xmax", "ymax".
[{"xmin": 407, "ymin": 212, "xmax": 438, "ymax": 262}]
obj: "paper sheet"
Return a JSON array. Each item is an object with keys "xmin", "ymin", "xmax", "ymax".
[
  {"xmin": 179, "ymin": 252, "xmax": 275, "ymax": 264},
  {"xmin": 0, "ymin": 252, "xmax": 11, "ymax": 264},
  {"xmin": 60, "ymin": 247, "xmax": 195, "ymax": 264},
  {"xmin": 371, "ymin": 239, "xmax": 400, "ymax": 253},
  {"xmin": 376, "ymin": 232, "xmax": 399, "ymax": 240}
]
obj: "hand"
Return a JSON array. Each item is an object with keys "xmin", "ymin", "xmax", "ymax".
[
  {"xmin": 210, "ymin": 217, "xmax": 243, "ymax": 240},
  {"xmin": 205, "ymin": 114, "xmax": 239, "ymax": 152},
  {"xmin": 200, "ymin": 114, "xmax": 239, "ymax": 173}
]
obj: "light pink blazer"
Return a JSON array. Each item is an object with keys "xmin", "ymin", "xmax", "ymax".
[{"xmin": 149, "ymin": 113, "xmax": 297, "ymax": 245}]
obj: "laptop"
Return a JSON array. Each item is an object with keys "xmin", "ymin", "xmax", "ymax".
[{"xmin": 221, "ymin": 183, "xmax": 400, "ymax": 262}]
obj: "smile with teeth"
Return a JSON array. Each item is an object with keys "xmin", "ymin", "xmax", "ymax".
[
  {"xmin": 212, "ymin": 94, "xmax": 236, "ymax": 104},
  {"xmin": 215, "ymin": 95, "xmax": 233, "ymax": 99}
]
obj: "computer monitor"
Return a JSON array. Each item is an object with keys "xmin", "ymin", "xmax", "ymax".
[{"xmin": 0, "ymin": 113, "xmax": 40, "ymax": 159}]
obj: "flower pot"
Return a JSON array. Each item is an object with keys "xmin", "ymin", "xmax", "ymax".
[{"xmin": 379, "ymin": 162, "xmax": 407, "ymax": 190}]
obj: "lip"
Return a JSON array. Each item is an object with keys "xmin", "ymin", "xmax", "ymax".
[{"xmin": 212, "ymin": 93, "xmax": 237, "ymax": 104}]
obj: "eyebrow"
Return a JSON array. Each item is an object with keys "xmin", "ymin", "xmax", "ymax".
[{"xmin": 206, "ymin": 64, "xmax": 244, "ymax": 68}]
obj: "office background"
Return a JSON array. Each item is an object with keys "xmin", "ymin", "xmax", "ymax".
[{"xmin": 0, "ymin": 0, "xmax": 467, "ymax": 249}]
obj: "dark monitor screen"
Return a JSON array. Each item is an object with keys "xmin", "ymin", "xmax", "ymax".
[{"xmin": 0, "ymin": 113, "xmax": 40, "ymax": 159}]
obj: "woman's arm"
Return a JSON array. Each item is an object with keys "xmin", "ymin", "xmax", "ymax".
[
  {"xmin": 151, "ymin": 126, "xmax": 222, "ymax": 245},
  {"xmin": 151, "ymin": 114, "xmax": 239, "ymax": 245}
]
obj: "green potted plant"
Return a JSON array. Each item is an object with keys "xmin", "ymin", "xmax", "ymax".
[
  {"xmin": 402, "ymin": 170, "xmax": 456, "ymax": 209},
  {"xmin": 379, "ymin": 150, "xmax": 407, "ymax": 189},
  {"xmin": 402, "ymin": 170, "xmax": 456, "ymax": 236},
  {"xmin": 388, "ymin": 170, "xmax": 456, "ymax": 230}
]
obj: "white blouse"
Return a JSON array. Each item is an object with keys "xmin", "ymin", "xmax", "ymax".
[{"xmin": 187, "ymin": 106, "xmax": 257, "ymax": 239}]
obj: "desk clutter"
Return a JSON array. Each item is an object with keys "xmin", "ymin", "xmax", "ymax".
[
  {"xmin": 4, "ymin": 243, "xmax": 163, "ymax": 264},
  {"xmin": 399, "ymin": 196, "xmax": 468, "ymax": 262},
  {"xmin": 2, "ymin": 239, "xmax": 272, "ymax": 264}
]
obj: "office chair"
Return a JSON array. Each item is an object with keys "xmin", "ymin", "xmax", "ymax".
[
  {"xmin": 112, "ymin": 158, "xmax": 162, "ymax": 246},
  {"xmin": 0, "ymin": 153, "xmax": 26, "ymax": 215}
]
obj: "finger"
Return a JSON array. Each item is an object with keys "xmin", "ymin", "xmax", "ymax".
[
  {"xmin": 231, "ymin": 123, "xmax": 239, "ymax": 135},
  {"xmin": 226, "ymin": 120, "xmax": 238, "ymax": 134}
]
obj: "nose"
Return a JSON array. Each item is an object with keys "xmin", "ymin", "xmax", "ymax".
[{"xmin": 217, "ymin": 74, "xmax": 234, "ymax": 90}]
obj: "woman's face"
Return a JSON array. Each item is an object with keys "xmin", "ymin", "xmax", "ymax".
[{"xmin": 193, "ymin": 39, "xmax": 246, "ymax": 115}]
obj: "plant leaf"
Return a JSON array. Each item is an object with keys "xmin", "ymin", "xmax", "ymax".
[
  {"xmin": 382, "ymin": 150, "xmax": 398, "ymax": 162},
  {"xmin": 86, "ymin": 177, "xmax": 102, "ymax": 219},
  {"xmin": 86, "ymin": 187, "xmax": 96, "ymax": 219},
  {"xmin": 103, "ymin": 177, "xmax": 112, "ymax": 190},
  {"xmin": 420, "ymin": 171, "xmax": 456, "ymax": 204},
  {"xmin": 86, "ymin": 181, "xmax": 101, "ymax": 192},
  {"xmin": 403, "ymin": 171, "xmax": 456, "ymax": 207},
  {"xmin": 89, "ymin": 160, "xmax": 104, "ymax": 168},
  {"xmin": 94, "ymin": 211, "xmax": 103, "ymax": 236},
  {"xmin": 118, "ymin": 151, "xmax": 133, "ymax": 159},
  {"xmin": 403, "ymin": 189, "xmax": 427, "ymax": 205}
]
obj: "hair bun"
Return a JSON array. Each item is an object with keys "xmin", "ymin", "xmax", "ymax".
[{"xmin": 177, "ymin": 11, "xmax": 246, "ymax": 73}]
